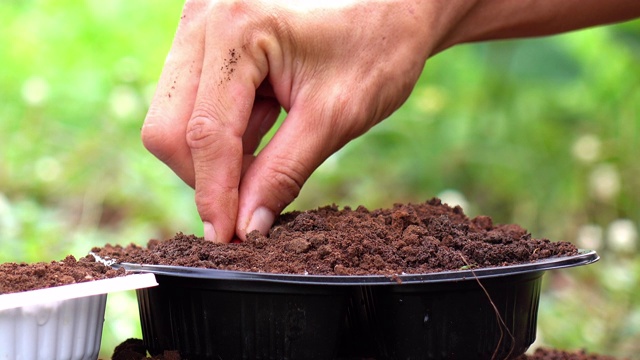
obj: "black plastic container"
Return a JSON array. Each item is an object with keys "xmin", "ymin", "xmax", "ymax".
[
  {"xmin": 136, "ymin": 276, "xmax": 350, "ymax": 360},
  {"xmin": 121, "ymin": 250, "xmax": 598, "ymax": 360},
  {"xmin": 340, "ymin": 272, "xmax": 540, "ymax": 359}
]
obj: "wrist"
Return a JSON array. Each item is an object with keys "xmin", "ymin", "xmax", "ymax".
[
  {"xmin": 413, "ymin": 0, "xmax": 481, "ymax": 57},
  {"xmin": 431, "ymin": 0, "xmax": 640, "ymax": 54}
]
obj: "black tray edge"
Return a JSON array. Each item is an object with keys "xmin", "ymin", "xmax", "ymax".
[{"xmin": 102, "ymin": 250, "xmax": 598, "ymax": 286}]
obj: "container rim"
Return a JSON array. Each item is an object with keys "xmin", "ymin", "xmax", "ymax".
[
  {"xmin": 105, "ymin": 250, "xmax": 598, "ymax": 286},
  {"xmin": 0, "ymin": 273, "xmax": 158, "ymax": 311}
]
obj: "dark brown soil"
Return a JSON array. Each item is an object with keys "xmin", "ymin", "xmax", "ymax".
[
  {"xmin": 517, "ymin": 347, "xmax": 622, "ymax": 360},
  {"xmin": 111, "ymin": 339, "xmax": 181, "ymax": 360},
  {"xmin": 0, "ymin": 255, "xmax": 125, "ymax": 295},
  {"xmin": 92, "ymin": 198, "xmax": 578, "ymax": 276}
]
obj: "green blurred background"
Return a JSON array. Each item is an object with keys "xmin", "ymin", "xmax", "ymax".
[{"xmin": 1, "ymin": 1, "xmax": 639, "ymax": 358}]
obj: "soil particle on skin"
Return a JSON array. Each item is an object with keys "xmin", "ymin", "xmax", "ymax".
[
  {"xmin": 517, "ymin": 347, "xmax": 623, "ymax": 360},
  {"xmin": 92, "ymin": 198, "xmax": 578, "ymax": 276},
  {"xmin": 219, "ymin": 48, "xmax": 240, "ymax": 83},
  {"xmin": 0, "ymin": 255, "xmax": 125, "ymax": 294}
]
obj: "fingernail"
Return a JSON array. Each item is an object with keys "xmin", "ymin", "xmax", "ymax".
[
  {"xmin": 203, "ymin": 221, "xmax": 218, "ymax": 242},
  {"xmin": 246, "ymin": 206, "xmax": 275, "ymax": 235}
]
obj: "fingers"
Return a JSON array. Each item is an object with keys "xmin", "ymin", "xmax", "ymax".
[
  {"xmin": 144, "ymin": 1, "xmax": 277, "ymax": 243},
  {"xmin": 144, "ymin": 1, "xmax": 401, "ymax": 243},
  {"xmin": 242, "ymin": 97, "xmax": 281, "ymax": 155},
  {"xmin": 188, "ymin": 14, "xmax": 271, "ymax": 243},
  {"xmin": 141, "ymin": 1, "xmax": 208, "ymax": 188},
  {"xmin": 236, "ymin": 93, "xmax": 359, "ymax": 240}
]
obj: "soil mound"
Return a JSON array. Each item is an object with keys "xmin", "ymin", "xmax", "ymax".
[
  {"xmin": 0, "ymin": 255, "xmax": 124, "ymax": 294},
  {"xmin": 93, "ymin": 198, "xmax": 577, "ymax": 276}
]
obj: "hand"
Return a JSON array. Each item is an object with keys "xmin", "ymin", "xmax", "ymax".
[
  {"xmin": 141, "ymin": 0, "xmax": 464, "ymax": 242},
  {"xmin": 141, "ymin": 0, "xmax": 639, "ymax": 243}
]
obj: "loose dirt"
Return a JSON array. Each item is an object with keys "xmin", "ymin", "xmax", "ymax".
[
  {"xmin": 0, "ymin": 255, "xmax": 124, "ymax": 294},
  {"xmin": 92, "ymin": 198, "xmax": 578, "ymax": 276},
  {"xmin": 111, "ymin": 339, "xmax": 181, "ymax": 360}
]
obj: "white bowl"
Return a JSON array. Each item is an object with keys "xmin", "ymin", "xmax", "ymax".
[{"xmin": 0, "ymin": 273, "xmax": 157, "ymax": 360}]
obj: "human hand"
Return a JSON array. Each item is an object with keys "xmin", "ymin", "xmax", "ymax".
[
  {"xmin": 141, "ymin": 0, "xmax": 639, "ymax": 243},
  {"xmin": 141, "ymin": 0, "xmax": 466, "ymax": 242}
]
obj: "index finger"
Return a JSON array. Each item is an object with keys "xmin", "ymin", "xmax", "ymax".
[{"xmin": 187, "ymin": 7, "xmax": 271, "ymax": 242}]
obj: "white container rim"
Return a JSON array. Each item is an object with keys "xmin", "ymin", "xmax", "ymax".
[{"xmin": 0, "ymin": 273, "xmax": 157, "ymax": 310}]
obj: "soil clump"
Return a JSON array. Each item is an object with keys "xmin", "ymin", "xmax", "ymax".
[
  {"xmin": 92, "ymin": 198, "xmax": 578, "ymax": 276},
  {"xmin": 111, "ymin": 339, "xmax": 181, "ymax": 360},
  {"xmin": 0, "ymin": 255, "xmax": 124, "ymax": 294}
]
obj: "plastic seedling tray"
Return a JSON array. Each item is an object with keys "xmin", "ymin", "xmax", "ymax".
[
  {"xmin": 115, "ymin": 251, "xmax": 598, "ymax": 360},
  {"xmin": 0, "ymin": 273, "xmax": 157, "ymax": 360}
]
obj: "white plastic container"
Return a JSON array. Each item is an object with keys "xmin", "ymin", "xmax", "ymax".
[{"xmin": 0, "ymin": 273, "xmax": 157, "ymax": 360}]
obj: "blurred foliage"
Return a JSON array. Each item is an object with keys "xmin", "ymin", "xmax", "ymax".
[{"xmin": 1, "ymin": 0, "xmax": 639, "ymax": 358}]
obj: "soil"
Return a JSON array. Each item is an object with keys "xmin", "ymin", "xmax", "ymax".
[
  {"xmin": 0, "ymin": 255, "xmax": 125, "ymax": 294},
  {"xmin": 517, "ymin": 348, "xmax": 622, "ymax": 360},
  {"xmin": 110, "ymin": 339, "xmax": 621, "ymax": 360},
  {"xmin": 111, "ymin": 339, "xmax": 181, "ymax": 360},
  {"xmin": 92, "ymin": 198, "xmax": 578, "ymax": 276},
  {"xmin": 103, "ymin": 199, "xmax": 612, "ymax": 360}
]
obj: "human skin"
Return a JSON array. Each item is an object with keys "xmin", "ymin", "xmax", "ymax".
[{"xmin": 141, "ymin": 0, "xmax": 640, "ymax": 243}]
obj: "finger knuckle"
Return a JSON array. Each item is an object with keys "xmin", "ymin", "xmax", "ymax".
[
  {"xmin": 317, "ymin": 88, "xmax": 370, "ymax": 141},
  {"xmin": 141, "ymin": 111, "xmax": 180, "ymax": 161},
  {"xmin": 212, "ymin": 0, "xmax": 282, "ymax": 43},
  {"xmin": 187, "ymin": 96, "xmax": 230, "ymax": 148},
  {"xmin": 186, "ymin": 115, "xmax": 224, "ymax": 151},
  {"xmin": 263, "ymin": 158, "xmax": 308, "ymax": 205},
  {"xmin": 216, "ymin": 0, "xmax": 252, "ymax": 15},
  {"xmin": 181, "ymin": 0, "xmax": 209, "ymax": 23}
]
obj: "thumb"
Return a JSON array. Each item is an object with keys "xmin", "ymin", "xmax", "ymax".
[{"xmin": 235, "ymin": 95, "xmax": 364, "ymax": 240}]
